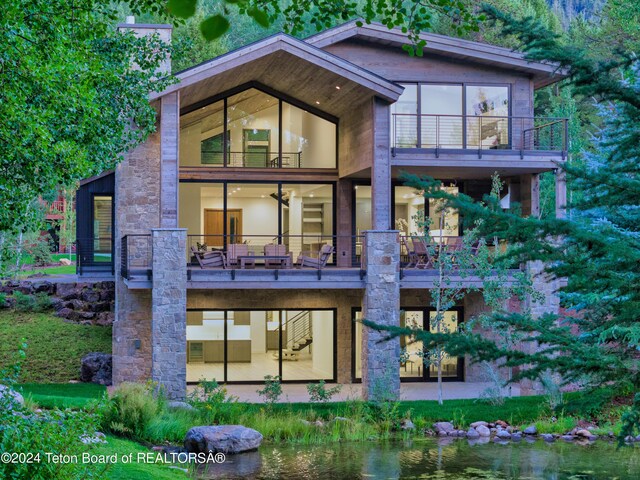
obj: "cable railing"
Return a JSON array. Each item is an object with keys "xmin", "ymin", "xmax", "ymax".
[
  {"xmin": 392, "ymin": 114, "xmax": 568, "ymax": 155},
  {"xmin": 199, "ymin": 150, "xmax": 303, "ymax": 168}
]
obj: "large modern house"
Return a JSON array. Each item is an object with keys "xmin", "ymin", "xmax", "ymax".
[{"xmin": 78, "ymin": 19, "xmax": 567, "ymax": 400}]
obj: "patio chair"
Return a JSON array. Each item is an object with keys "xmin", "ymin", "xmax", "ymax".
[
  {"xmin": 297, "ymin": 244, "xmax": 334, "ymax": 269},
  {"xmin": 401, "ymin": 236, "xmax": 419, "ymax": 268},
  {"xmin": 410, "ymin": 236, "xmax": 431, "ymax": 269},
  {"xmin": 191, "ymin": 246, "xmax": 226, "ymax": 269},
  {"xmin": 264, "ymin": 243, "xmax": 293, "ymax": 268},
  {"xmin": 226, "ymin": 243, "xmax": 253, "ymax": 268}
]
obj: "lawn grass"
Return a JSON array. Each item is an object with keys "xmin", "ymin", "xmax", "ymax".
[
  {"xmin": 0, "ymin": 310, "xmax": 112, "ymax": 382},
  {"xmin": 18, "ymin": 264, "xmax": 77, "ymax": 277},
  {"xmin": 18, "ymin": 383, "xmax": 107, "ymax": 409},
  {"xmin": 94, "ymin": 436, "xmax": 186, "ymax": 480}
]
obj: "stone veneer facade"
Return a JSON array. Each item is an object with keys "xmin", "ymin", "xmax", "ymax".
[{"xmin": 361, "ymin": 231, "xmax": 401, "ymax": 401}]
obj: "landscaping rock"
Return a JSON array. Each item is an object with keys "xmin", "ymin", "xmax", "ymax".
[
  {"xmin": 80, "ymin": 432, "xmax": 107, "ymax": 445},
  {"xmin": 574, "ymin": 429, "xmax": 597, "ymax": 440},
  {"xmin": 400, "ymin": 419, "xmax": 415, "ymax": 430},
  {"xmin": 433, "ymin": 422, "xmax": 455, "ymax": 435},
  {"xmin": 466, "ymin": 428, "xmax": 480, "ymax": 439},
  {"xmin": 476, "ymin": 425, "xmax": 491, "ymax": 437},
  {"xmin": 561, "ymin": 435, "xmax": 575, "ymax": 441},
  {"xmin": 184, "ymin": 426, "xmax": 263, "ymax": 455},
  {"xmin": 523, "ymin": 425, "xmax": 537, "ymax": 435},
  {"xmin": 496, "ymin": 430, "xmax": 512, "ymax": 439},
  {"xmin": 495, "ymin": 420, "xmax": 509, "ymax": 428},
  {"xmin": 168, "ymin": 401, "xmax": 196, "ymax": 411},
  {"xmin": 80, "ymin": 352, "xmax": 112, "ymax": 385},
  {"xmin": 0, "ymin": 384, "xmax": 24, "ymax": 408},
  {"xmin": 81, "ymin": 289, "xmax": 101, "ymax": 303},
  {"xmin": 511, "ymin": 433, "xmax": 523, "ymax": 441},
  {"xmin": 59, "ymin": 258, "xmax": 72, "ymax": 266},
  {"xmin": 470, "ymin": 421, "xmax": 488, "ymax": 428},
  {"xmin": 541, "ymin": 434, "xmax": 555, "ymax": 442}
]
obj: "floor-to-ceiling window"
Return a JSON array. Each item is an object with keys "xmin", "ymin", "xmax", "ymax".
[
  {"xmin": 353, "ymin": 307, "xmax": 464, "ymax": 382},
  {"xmin": 179, "ymin": 181, "xmax": 335, "ymax": 260},
  {"xmin": 180, "ymin": 87, "xmax": 337, "ymax": 168},
  {"xmin": 391, "ymin": 83, "xmax": 510, "ymax": 149},
  {"xmin": 187, "ymin": 309, "xmax": 336, "ymax": 383}
]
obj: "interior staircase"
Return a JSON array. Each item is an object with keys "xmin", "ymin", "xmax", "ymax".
[{"xmin": 272, "ymin": 311, "xmax": 312, "ymax": 361}]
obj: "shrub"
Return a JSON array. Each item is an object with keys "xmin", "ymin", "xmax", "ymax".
[
  {"xmin": 1, "ymin": 342, "xmax": 105, "ymax": 479},
  {"xmin": 307, "ymin": 380, "xmax": 342, "ymax": 403},
  {"xmin": 12, "ymin": 291, "xmax": 35, "ymax": 312},
  {"xmin": 102, "ymin": 382, "xmax": 160, "ymax": 439},
  {"xmin": 33, "ymin": 292, "xmax": 52, "ymax": 311},
  {"xmin": 257, "ymin": 375, "xmax": 282, "ymax": 405},
  {"xmin": 188, "ymin": 378, "xmax": 238, "ymax": 424},
  {"xmin": 29, "ymin": 237, "xmax": 53, "ymax": 267},
  {"xmin": 0, "ymin": 292, "xmax": 7, "ymax": 308}
]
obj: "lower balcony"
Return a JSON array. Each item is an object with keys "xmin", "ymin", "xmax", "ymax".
[{"xmin": 120, "ymin": 233, "xmax": 521, "ymax": 289}]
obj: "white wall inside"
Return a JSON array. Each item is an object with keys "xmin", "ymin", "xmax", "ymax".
[{"xmin": 311, "ymin": 310, "xmax": 334, "ymax": 378}]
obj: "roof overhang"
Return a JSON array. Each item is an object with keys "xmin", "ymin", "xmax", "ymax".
[
  {"xmin": 151, "ymin": 34, "xmax": 403, "ymax": 117},
  {"xmin": 306, "ymin": 22, "xmax": 567, "ymax": 88}
]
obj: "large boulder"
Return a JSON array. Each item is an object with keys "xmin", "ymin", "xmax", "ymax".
[
  {"xmin": 475, "ymin": 425, "xmax": 491, "ymax": 437},
  {"xmin": 184, "ymin": 426, "xmax": 263, "ymax": 455},
  {"xmin": 80, "ymin": 352, "xmax": 112, "ymax": 385},
  {"xmin": 432, "ymin": 422, "xmax": 455, "ymax": 436},
  {"xmin": 0, "ymin": 384, "xmax": 24, "ymax": 408}
]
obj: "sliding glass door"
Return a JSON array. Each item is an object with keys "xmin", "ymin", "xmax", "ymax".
[
  {"xmin": 353, "ymin": 307, "xmax": 464, "ymax": 382},
  {"xmin": 186, "ymin": 309, "xmax": 336, "ymax": 383}
]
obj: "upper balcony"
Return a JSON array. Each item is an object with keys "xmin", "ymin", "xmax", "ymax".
[{"xmin": 391, "ymin": 113, "xmax": 567, "ymax": 174}]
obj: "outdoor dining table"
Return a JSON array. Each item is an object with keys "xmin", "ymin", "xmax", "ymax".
[{"xmin": 237, "ymin": 255, "xmax": 291, "ymax": 269}]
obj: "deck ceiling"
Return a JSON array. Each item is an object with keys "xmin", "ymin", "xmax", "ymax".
[{"xmin": 156, "ymin": 36, "xmax": 403, "ymax": 118}]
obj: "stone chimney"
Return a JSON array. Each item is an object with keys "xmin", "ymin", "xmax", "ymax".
[{"xmin": 117, "ymin": 16, "xmax": 172, "ymax": 75}]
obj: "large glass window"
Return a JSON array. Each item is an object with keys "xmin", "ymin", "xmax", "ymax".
[
  {"xmin": 353, "ymin": 308, "xmax": 463, "ymax": 382},
  {"xmin": 179, "ymin": 182, "xmax": 334, "ymax": 259},
  {"xmin": 465, "ymin": 86, "xmax": 510, "ymax": 149},
  {"xmin": 186, "ymin": 309, "xmax": 335, "ymax": 383},
  {"xmin": 427, "ymin": 185, "xmax": 460, "ymax": 239},
  {"xmin": 390, "ymin": 84, "xmax": 418, "ymax": 148},
  {"xmin": 391, "ymin": 83, "xmax": 510, "ymax": 149},
  {"xmin": 179, "ymin": 88, "xmax": 337, "ymax": 168}
]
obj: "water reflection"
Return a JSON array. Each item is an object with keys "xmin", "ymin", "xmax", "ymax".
[{"xmin": 197, "ymin": 438, "xmax": 640, "ymax": 480}]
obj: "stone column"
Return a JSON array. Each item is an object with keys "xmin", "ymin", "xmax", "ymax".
[
  {"xmin": 361, "ymin": 230, "xmax": 400, "ymax": 401},
  {"xmin": 555, "ymin": 169, "xmax": 567, "ymax": 219},
  {"xmin": 151, "ymin": 228, "xmax": 187, "ymax": 400}
]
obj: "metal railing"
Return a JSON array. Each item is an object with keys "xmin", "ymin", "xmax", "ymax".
[
  {"xmin": 76, "ymin": 237, "xmax": 114, "ymax": 275},
  {"xmin": 120, "ymin": 235, "xmax": 152, "ymax": 280},
  {"xmin": 392, "ymin": 114, "xmax": 568, "ymax": 155},
  {"xmin": 200, "ymin": 150, "xmax": 303, "ymax": 168},
  {"xmin": 187, "ymin": 234, "xmax": 365, "ymax": 269}
]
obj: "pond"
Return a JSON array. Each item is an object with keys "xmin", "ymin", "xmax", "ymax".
[{"xmin": 198, "ymin": 437, "xmax": 640, "ymax": 480}]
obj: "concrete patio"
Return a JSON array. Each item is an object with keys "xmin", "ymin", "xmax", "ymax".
[{"xmin": 216, "ymin": 382, "xmax": 521, "ymax": 403}]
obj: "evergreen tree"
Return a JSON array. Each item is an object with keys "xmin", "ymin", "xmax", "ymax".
[{"xmin": 367, "ymin": 4, "xmax": 640, "ymax": 439}]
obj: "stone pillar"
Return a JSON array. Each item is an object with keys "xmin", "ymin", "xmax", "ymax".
[
  {"xmin": 555, "ymin": 169, "xmax": 567, "ymax": 219},
  {"xmin": 371, "ymin": 98, "xmax": 391, "ymax": 230},
  {"xmin": 361, "ymin": 230, "xmax": 400, "ymax": 401},
  {"xmin": 160, "ymin": 92, "xmax": 179, "ymax": 228},
  {"xmin": 151, "ymin": 228, "xmax": 187, "ymax": 400}
]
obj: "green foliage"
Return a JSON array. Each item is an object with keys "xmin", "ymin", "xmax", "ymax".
[
  {"xmin": 306, "ymin": 380, "xmax": 342, "ymax": 403},
  {"xmin": 0, "ymin": 1, "xmax": 173, "ymax": 233},
  {"xmin": 257, "ymin": 375, "xmax": 283, "ymax": 405},
  {"xmin": 0, "ymin": 343, "xmax": 105, "ymax": 479},
  {"xmin": 103, "ymin": 382, "xmax": 161, "ymax": 438},
  {"xmin": 28, "ymin": 237, "xmax": 53, "ymax": 267},
  {"xmin": 188, "ymin": 378, "xmax": 238, "ymax": 423},
  {"xmin": 0, "ymin": 293, "xmax": 6, "ymax": 308},
  {"xmin": 12, "ymin": 291, "xmax": 35, "ymax": 312}
]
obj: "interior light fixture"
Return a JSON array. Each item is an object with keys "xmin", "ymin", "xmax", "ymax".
[
  {"xmin": 315, "ymin": 101, "xmax": 320, "ymax": 105},
  {"xmin": 310, "ymin": 193, "xmax": 314, "ymax": 198},
  {"xmin": 335, "ymin": 86, "xmax": 341, "ymax": 90}
]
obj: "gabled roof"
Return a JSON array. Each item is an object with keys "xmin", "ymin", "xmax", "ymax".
[
  {"xmin": 306, "ymin": 21, "xmax": 565, "ymax": 88},
  {"xmin": 151, "ymin": 33, "xmax": 404, "ymax": 110}
]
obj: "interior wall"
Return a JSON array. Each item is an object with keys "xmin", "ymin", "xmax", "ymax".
[{"xmin": 311, "ymin": 310, "xmax": 334, "ymax": 377}]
